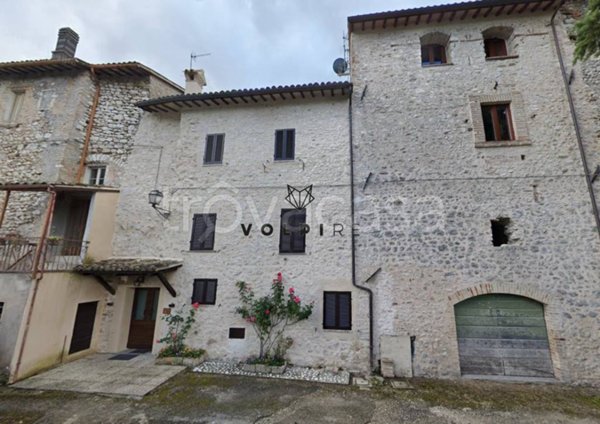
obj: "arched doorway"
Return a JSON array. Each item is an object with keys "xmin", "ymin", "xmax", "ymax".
[{"xmin": 454, "ymin": 294, "xmax": 554, "ymax": 378}]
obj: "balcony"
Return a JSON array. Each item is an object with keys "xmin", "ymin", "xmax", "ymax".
[{"xmin": 0, "ymin": 237, "xmax": 89, "ymax": 273}]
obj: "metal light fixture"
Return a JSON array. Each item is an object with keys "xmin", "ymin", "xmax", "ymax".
[{"xmin": 148, "ymin": 189, "xmax": 170, "ymax": 219}]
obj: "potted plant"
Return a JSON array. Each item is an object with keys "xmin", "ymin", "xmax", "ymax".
[
  {"xmin": 155, "ymin": 302, "xmax": 206, "ymax": 366},
  {"xmin": 236, "ymin": 272, "xmax": 313, "ymax": 374}
]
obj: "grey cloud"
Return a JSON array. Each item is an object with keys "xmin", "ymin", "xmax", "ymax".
[{"xmin": 0, "ymin": 0, "xmax": 451, "ymax": 91}]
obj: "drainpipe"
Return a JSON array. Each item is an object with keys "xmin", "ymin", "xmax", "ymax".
[
  {"xmin": 75, "ymin": 67, "xmax": 100, "ymax": 183},
  {"xmin": 12, "ymin": 187, "xmax": 56, "ymax": 382},
  {"xmin": 348, "ymin": 92, "xmax": 375, "ymax": 372},
  {"xmin": 551, "ymin": 3, "xmax": 600, "ymax": 239},
  {"xmin": 0, "ymin": 190, "xmax": 10, "ymax": 230}
]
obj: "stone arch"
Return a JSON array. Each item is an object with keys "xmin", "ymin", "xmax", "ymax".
[{"xmin": 448, "ymin": 282, "xmax": 566, "ymax": 380}]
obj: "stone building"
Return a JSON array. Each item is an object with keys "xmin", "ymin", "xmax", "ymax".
[
  {"xmin": 0, "ymin": 28, "xmax": 181, "ymax": 381},
  {"xmin": 2, "ymin": 0, "xmax": 600, "ymax": 386},
  {"xmin": 349, "ymin": 0, "xmax": 600, "ymax": 384},
  {"xmin": 94, "ymin": 77, "xmax": 371, "ymax": 372}
]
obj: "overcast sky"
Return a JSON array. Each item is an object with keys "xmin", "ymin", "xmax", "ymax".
[{"xmin": 0, "ymin": 0, "xmax": 451, "ymax": 91}]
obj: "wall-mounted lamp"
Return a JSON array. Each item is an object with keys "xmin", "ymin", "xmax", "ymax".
[{"xmin": 148, "ymin": 189, "xmax": 170, "ymax": 219}]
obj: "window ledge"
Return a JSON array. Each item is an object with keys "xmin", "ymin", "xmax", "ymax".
[
  {"xmin": 272, "ymin": 159, "xmax": 297, "ymax": 163},
  {"xmin": 0, "ymin": 122, "xmax": 19, "ymax": 129},
  {"xmin": 323, "ymin": 328, "xmax": 352, "ymax": 333},
  {"xmin": 486, "ymin": 55, "xmax": 519, "ymax": 61},
  {"xmin": 421, "ymin": 63, "xmax": 453, "ymax": 68},
  {"xmin": 202, "ymin": 162, "xmax": 224, "ymax": 167},
  {"xmin": 475, "ymin": 140, "xmax": 531, "ymax": 148},
  {"xmin": 279, "ymin": 252, "xmax": 306, "ymax": 255}
]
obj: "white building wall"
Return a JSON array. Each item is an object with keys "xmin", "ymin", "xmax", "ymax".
[{"xmin": 113, "ymin": 98, "xmax": 370, "ymax": 372}]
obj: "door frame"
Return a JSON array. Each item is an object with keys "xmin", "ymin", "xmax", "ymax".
[{"xmin": 126, "ymin": 287, "xmax": 160, "ymax": 350}]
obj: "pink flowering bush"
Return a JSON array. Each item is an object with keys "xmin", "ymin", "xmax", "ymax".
[
  {"xmin": 157, "ymin": 302, "xmax": 205, "ymax": 358},
  {"xmin": 236, "ymin": 273, "xmax": 313, "ymax": 362}
]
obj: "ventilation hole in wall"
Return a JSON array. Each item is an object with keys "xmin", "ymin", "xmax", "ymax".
[
  {"xmin": 229, "ymin": 328, "xmax": 245, "ymax": 339},
  {"xmin": 521, "ymin": 155, "xmax": 526, "ymax": 160},
  {"xmin": 491, "ymin": 217, "xmax": 511, "ymax": 246}
]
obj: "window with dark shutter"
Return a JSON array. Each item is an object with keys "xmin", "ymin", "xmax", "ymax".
[
  {"xmin": 481, "ymin": 103, "xmax": 515, "ymax": 142},
  {"xmin": 190, "ymin": 214, "xmax": 216, "ymax": 250},
  {"xmin": 421, "ymin": 44, "xmax": 447, "ymax": 65},
  {"xmin": 279, "ymin": 208, "xmax": 306, "ymax": 253},
  {"xmin": 323, "ymin": 292, "xmax": 351, "ymax": 330},
  {"xmin": 274, "ymin": 129, "xmax": 295, "ymax": 160},
  {"xmin": 204, "ymin": 134, "xmax": 225, "ymax": 164},
  {"xmin": 192, "ymin": 279, "xmax": 217, "ymax": 305},
  {"xmin": 484, "ymin": 38, "xmax": 508, "ymax": 58}
]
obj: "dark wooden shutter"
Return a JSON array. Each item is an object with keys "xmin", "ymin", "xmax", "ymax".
[
  {"xmin": 323, "ymin": 292, "xmax": 351, "ymax": 330},
  {"xmin": 324, "ymin": 293, "xmax": 337, "ymax": 328},
  {"xmin": 190, "ymin": 214, "xmax": 216, "ymax": 250},
  {"xmin": 215, "ymin": 134, "xmax": 224, "ymax": 162},
  {"xmin": 204, "ymin": 135, "xmax": 215, "ymax": 164},
  {"xmin": 192, "ymin": 279, "xmax": 217, "ymax": 304},
  {"xmin": 275, "ymin": 130, "xmax": 284, "ymax": 160},
  {"xmin": 285, "ymin": 129, "xmax": 295, "ymax": 160},
  {"xmin": 280, "ymin": 209, "xmax": 306, "ymax": 253},
  {"xmin": 69, "ymin": 301, "xmax": 98, "ymax": 354},
  {"xmin": 338, "ymin": 293, "xmax": 352, "ymax": 329}
]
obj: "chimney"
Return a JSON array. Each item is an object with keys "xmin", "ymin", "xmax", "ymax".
[
  {"xmin": 51, "ymin": 27, "xmax": 79, "ymax": 60},
  {"xmin": 184, "ymin": 69, "xmax": 207, "ymax": 94}
]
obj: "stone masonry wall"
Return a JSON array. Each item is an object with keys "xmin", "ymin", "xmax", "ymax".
[
  {"xmin": 112, "ymin": 99, "xmax": 371, "ymax": 372},
  {"xmin": 350, "ymin": 11, "xmax": 600, "ymax": 384},
  {"xmin": 0, "ymin": 71, "xmax": 93, "ymax": 236}
]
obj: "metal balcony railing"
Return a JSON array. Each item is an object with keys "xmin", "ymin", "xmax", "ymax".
[{"xmin": 0, "ymin": 237, "xmax": 89, "ymax": 273}]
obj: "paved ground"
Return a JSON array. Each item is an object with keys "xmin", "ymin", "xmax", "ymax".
[
  {"xmin": 2, "ymin": 370, "xmax": 599, "ymax": 423},
  {"xmin": 12, "ymin": 352, "xmax": 184, "ymax": 398}
]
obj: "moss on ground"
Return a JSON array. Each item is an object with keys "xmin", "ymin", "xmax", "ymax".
[{"xmin": 372, "ymin": 378, "xmax": 600, "ymax": 418}]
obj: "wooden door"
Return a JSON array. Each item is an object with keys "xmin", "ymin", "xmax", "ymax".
[
  {"xmin": 127, "ymin": 288, "xmax": 159, "ymax": 349},
  {"xmin": 69, "ymin": 301, "xmax": 98, "ymax": 354},
  {"xmin": 455, "ymin": 294, "xmax": 554, "ymax": 378},
  {"xmin": 62, "ymin": 196, "xmax": 91, "ymax": 255}
]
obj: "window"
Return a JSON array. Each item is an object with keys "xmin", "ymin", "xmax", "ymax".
[
  {"xmin": 88, "ymin": 166, "xmax": 106, "ymax": 185},
  {"xmin": 484, "ymin": 38, "xmax": 508, "ymax": 58},
  {"xmin": 0, "ymin": 302, "xmax": 3, "ymax": 320},
  {"xmin": 481, "ymin": 104, "xmax": 514, "ymax": 142},
  {"xmin": 491, "ymin": 218, "xmax": 510, "ymax": 246},
  {"xmin": 229, "ymin": 328, "xmax": 245, "ymax": 339},
  {"xmin": 192, "ymin": 279, "xmax": 217, "ymax": 305},
  {"xmin": 279, "ymin": 208, "xmax": 306, "ymax": 253},
  {"xmin": 274, "ymin": 129, "xmax": 295, "ymax": 161},
  {"xmin": 323, "ymin": 292, "xmax": 351, "ymax": 330},
  {"xmin": 204, "ymin": 134, "xmax": 224, "ymax": 164},
  {"xmin": 482, "ymin": 26, "xmax": 514, "ymax": 59},
  {"xmin": 190, "ymin": 213, "xmax": 216, "ymax": 250},
  {"xmin": 421, "ymin": 44, "xmax": 447, "ymax": 65},
  {"xmin": 4, "ymin": 90, "xmax": 24, "ymax": 123}
]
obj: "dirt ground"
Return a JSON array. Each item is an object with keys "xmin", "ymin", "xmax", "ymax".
[{"xmin": 1, "ymin": 371, "xmax": 599, "ymax": 423}]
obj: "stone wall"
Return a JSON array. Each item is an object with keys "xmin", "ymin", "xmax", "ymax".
[
  {"xmin": 0, "ymin": 71, "xmax": 93, "ymax": 236},
  {"xmin": 350, "ymin": 11, "xmax": 600, "ymax": 383},
  {"xmin": 112, "ymin": 99, "xmax": 371, "ymax": 372}
]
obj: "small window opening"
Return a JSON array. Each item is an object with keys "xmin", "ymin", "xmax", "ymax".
[
  {"xmin": 0, "ymin": 302, "xmax": 4, "ymax": 320},
  {"xmin": 491, "ymin": 217, "xmax": 510, "ymax": 246},
  {"xmin": 481, "ymin": 103, "xmax": 515, "ymax": 142},
  {"xmin": 484, "ymin": 38, "xmax": 508, "ymax": 58},
  {"xmin": 229, "ymin": 328, "xmax": 245, "ymax": 339},
  {"xmin": 88, "ymin": 166, "xmax": 106, "ymax": 185},
  {"xmin": 421, "ymin": 44, "xmax": 447, "ymax": 65}
]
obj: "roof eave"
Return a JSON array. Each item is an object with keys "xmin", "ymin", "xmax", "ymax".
[{"xmin": 348, "ymin": 0, "xmax": 561, "ymax": 32}]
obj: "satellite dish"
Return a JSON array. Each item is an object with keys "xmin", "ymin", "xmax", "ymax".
[{"xmin": 333, "ymin": 58, "xmax": 348, "ymax": 76}]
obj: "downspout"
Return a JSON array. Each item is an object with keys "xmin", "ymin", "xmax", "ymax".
[
  {"xmin": 12, "ymin": 187, "xmax": 56, "ymax": 382},
  {"xmin": 551, "ymin": 3, "xmax": 600, "ymax": 239},
  {"xmin": 75, "ymin": 67, "xmax": 100, "ymax": 183},
  {"xmin": 0, "ymin": 189, "xmax": 10, "ymax": 230},
  {"xmin": 348, "ymin": 91, "xmax": 375, "ymax": 372}
]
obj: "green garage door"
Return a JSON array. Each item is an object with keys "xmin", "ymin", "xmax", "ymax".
[{"xmin": 455, "ymin": 294, "xmax": 554, "ymax": 378}]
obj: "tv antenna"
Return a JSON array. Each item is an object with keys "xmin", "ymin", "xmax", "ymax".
[{"xmin": 190, "ymin": 52, "xmax": 211, "ymax": 69}]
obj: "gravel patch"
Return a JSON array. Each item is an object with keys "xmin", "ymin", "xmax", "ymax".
[{"xmin": 193, "ymin": 360, "xmax": 351, "ymax": 385}]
